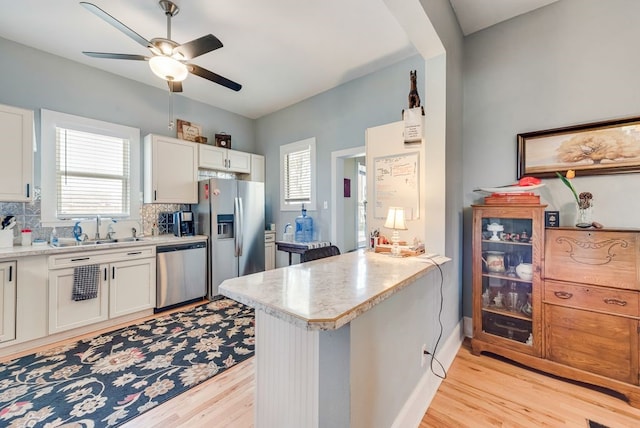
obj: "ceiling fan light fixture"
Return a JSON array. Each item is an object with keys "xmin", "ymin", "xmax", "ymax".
[{"xmin": 149, "ymin": 55, "xmax": 188, "ymax": 82}]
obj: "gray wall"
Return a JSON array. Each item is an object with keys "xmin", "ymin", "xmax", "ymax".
[
  {"xmin": 462, "ymin": 0, "xmax": 640, "ymax": 317},
  {"xmin": 0, "ymin": 36, "xmax": 256, "ymax": 187},
  {"xmin": 255, "ymin": 55, "xmax": 425, "ymax": 267}
]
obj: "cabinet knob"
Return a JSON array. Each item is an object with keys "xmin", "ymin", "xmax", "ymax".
[{"xmin": 554, "ymin": 291, "xmax": 573, "ymax": 299}]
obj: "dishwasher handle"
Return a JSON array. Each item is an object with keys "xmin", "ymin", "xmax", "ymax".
[{"xmin": 156, "ymin": 242, "xmax": 207, "ymax": 253}]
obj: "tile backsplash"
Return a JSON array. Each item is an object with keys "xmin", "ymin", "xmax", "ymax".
[{"xmin": 0, "ymin": 186, "xmax": 188, "ymax": 244}]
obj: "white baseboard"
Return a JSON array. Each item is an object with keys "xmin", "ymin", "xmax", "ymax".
[
  {"xmin": 463, "ymin": 316, "xmax": 473, "ymax": 338},
  {"xmin": 391, "ymin": 320, "xmax": 464, "ymax": 428}
]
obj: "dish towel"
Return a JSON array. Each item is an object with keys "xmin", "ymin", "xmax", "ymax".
[{"xmin": 72, "ymin": 264, "xmax": 100, "ymax": 301}]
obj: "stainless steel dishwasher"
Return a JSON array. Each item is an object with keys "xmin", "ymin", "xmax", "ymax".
[{"xmin": 156, "ymin": 241, "xmax": 207, "ymax": 311}]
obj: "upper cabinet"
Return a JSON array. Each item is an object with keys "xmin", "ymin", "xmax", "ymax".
[
  {"xmin": 198, "ymin": 144, "xmax": 251, "ymax": 174},
  {"xmin": 144, "ymin": 134, "xmax": 198, "ymax": 204},
  {"xmin": 0, "ymin": 104, "xmax": 33, "ymax": 202}
]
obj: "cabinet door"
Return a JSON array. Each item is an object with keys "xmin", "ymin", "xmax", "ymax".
[
  {"xmin": 109, "ymin": 258, "xmax": 156, "ymax": 318},
  {"xmin": 145, "ymin": 135, "xmax": 198, "ymax": 203},
  {"xmin": 227, "ymin": 150, "xmax": 251, "ymax": 173},
  {"xmin": 0, "ymin": 262, "xmax": 16, "ymax": 343},
  {"xmin": 545, "ymin": 304, "xmax": 638, "ymax": 384},
  {"xmin": 48, "ymin": 265, "xmax": 109, "ymax": 334},
  {"xmin": 198, "ymin": 144, "xmax": 227, "ymax": 170},
  {"xmin": 249, "ymin": 154, "xmax": 265, "ymax": 182},
  {"xmin": 472, "ymin": 205, "xmax": 545, "ymax": 356},
  {"xmin": 0, "ymin": 104, "xmax": 33, "ymax": 202},
  {"xmin": 265, "ymin": 242, "xmax": 275, "ymax": 270}
]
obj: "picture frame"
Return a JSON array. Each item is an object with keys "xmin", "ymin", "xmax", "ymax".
[
  {"xmin": 517, "ymin": 116, "xmax": 640, "ymax": 178},
  {"xmin": 215, "ymin": 133, "xmax": 231, "ymax": 149},
  {"xmin": 176, "ymin": 119, "xmax": 202, "ymax": 142}
]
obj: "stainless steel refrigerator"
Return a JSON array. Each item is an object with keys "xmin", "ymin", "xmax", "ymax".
[{"xmin": 197, "ymin": 178, "xmax": 265, "ymax": 298}]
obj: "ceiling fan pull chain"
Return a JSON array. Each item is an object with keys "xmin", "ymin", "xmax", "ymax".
[{"xmin": 168, "ymin": 90, "xmax": 174, "ymax": 130}]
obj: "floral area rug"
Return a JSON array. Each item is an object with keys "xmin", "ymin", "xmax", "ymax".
[{"xmin": 0, "ymin": 297, "xmax": 255, "ymax": 427}]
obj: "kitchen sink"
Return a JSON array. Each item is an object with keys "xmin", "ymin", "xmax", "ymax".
[{"xmin": 51, "ymin": 237, "xmax": 146, "ymax": 247}]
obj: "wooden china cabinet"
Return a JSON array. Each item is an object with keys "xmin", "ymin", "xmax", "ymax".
[
  {"xmin": 471, "ymin": 203, "xmax": 546, "ymax": 359},
  {"xmin": 472, "ymin": 201, "xmax": 640, "ymax": 407}
]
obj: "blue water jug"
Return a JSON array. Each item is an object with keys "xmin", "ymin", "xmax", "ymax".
[{"xmin": 295, "ymin": 205, "xmax": 314, "ymax": 242}]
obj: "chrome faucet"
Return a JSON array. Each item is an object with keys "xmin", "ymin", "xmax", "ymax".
[
  {"xmin": 95, "ymin": 215, "xmax": 101, "ymax": 240},
  {"xmin": 106, "ymin": 221, "xmax": 116, "ymax": 240}
]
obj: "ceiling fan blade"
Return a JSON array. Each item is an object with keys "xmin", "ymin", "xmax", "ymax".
[
  {"xmin": 80, "ymin": 2, "xmax": 151, "ymax": 49},
  {"xmin": 83, "ymin": 52, "xmax": 148, "ymax": 61},
  {"xmin": 188, "ymin": 64, "xmax": 242, "ymax": 92},
  {"xmin": 173, "ymin": 35, "xmax": 223, "ymax": 60},
  {"xmin": 168, "ymin": 81, "xmax": 183, "ymax": 92}
]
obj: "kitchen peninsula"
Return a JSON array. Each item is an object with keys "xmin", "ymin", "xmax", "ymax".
[{"xmin": 220, "ymin": 249, "xmax": 450, "ymax": 428}]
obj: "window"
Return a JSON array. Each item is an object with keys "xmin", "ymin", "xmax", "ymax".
[
  {"xmin": 280, "ymin": 137, "xmax": 316, "ymax": 211},
  {"xmin": 41, "ymin": 110, "xmax": 141, "ymax": 226}
]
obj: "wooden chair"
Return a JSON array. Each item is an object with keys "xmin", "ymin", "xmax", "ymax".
[{"xmin": 301, "ymin": 245, "xmax": 341, "ymax": 263}]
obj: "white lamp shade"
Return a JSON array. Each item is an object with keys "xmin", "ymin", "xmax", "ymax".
[
  {"xmin": 384, "ymin": 207, "xmax": 407, "ymax": 230},
  {"xmin": 149, "ymin": 56, "xmax": 188, "ymax": 82}
]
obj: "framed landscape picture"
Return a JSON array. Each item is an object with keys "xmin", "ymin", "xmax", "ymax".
[{"xmin": 517, "ymin": 116, "xmax": 640, "ymax": 178}]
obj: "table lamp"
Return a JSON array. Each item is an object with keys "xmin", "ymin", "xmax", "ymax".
[{"xmin": 384, "ymin": 207, "xmax": 407, "ymax": 257}]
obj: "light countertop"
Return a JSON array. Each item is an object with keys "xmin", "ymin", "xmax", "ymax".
[
  {"xmin": 220, "ymin": 250, "xmax": 450, "ymax": 331},
  {"xmin": 0, "ymin": 234, "xmax": 208, "ymax": 261}
]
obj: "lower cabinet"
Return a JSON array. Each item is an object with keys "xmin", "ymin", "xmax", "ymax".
[
  {"xmin": 0, "ymin": 261, "xmax": 16, "ymax": 344},
  {"xmin": 48, "ymin": 266, "xmax": 109, "ymax": 333},
  {"xmin": 265, "ymin": 231, "xmax": 275, "ymax": 270},
  {"xmin": 48, "ymin": 247, "xmax": 156, "ymax": 334}
]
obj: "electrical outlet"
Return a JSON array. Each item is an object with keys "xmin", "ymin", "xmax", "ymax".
[
  {"xmin": 323, "ymin": 200, "xmax": 328, "ymax": 209},
  {"xmin": 421, "ymin": 344, "xmax": 428, "ymax": 367}
]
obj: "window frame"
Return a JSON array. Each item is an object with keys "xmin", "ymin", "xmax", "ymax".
[
  {"xmin": 40, "ymin": 109, "xmax": 141, "ymax": 227},
  {"xmin": 280, "ymin": 137, "xmax": 316, "ymax": 211}
]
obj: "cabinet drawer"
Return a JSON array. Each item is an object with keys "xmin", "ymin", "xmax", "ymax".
[
  {"xmin": 49, "ymin": 246, "xmax": 155, "ymax": 269},
  {"xmin": 264, "ymin": 233, "xmax": 275, "ymax": 243},
  {"xmin": 544, "ymin": 280, "xmax": 639, "ymax": 317},
  {"xmin": 545, "ymin": 229, "xmax": 639, "ymax": 290}
]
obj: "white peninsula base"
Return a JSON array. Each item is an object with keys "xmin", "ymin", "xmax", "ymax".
[{"xmin": 221, "ymin": 250, "xmax": 454, "ymax": 428}]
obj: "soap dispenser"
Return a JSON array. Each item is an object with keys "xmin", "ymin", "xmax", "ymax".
[{"xmin": 295, "ymin": 204, "xmax": 314, "ymax": 243}]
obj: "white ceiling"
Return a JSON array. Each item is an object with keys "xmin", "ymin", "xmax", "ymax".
[{"xmin": 0, "ymin": 0, "xmax": 557, "ymax": 119}]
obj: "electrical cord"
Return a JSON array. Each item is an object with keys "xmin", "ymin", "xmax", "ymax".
[{"xmin": 423, "ymin": 254, "xmax": 447, "ymax": 380}]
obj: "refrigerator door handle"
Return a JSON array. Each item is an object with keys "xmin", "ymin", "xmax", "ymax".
[
  {"xmin": 237, "ymin": 197, "xmax": 244, "ymax": 256},
  {"xmin": 234, "ymin": 197, "xmax": 240, "ymax": 256}
]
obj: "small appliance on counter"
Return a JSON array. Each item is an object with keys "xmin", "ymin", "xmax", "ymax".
[{"xmin": 173, "ymin": 211, "xmax": 195, "ymax": 237}]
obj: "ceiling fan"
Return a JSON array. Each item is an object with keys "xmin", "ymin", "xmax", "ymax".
[{"xmin": 80, "ymin": 1, "xmax": 241, "ymax": 92}]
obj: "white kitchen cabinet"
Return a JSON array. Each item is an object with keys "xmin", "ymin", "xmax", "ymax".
[
  {"xmin": 265, "ymin": 231, "xmax": 275, "ymax": 270},
  {"xmin": 0, "ymin": 261, "xmax": 16, "ymax": 344},
  {"xmin": 144, "ymin": 134, "xmax": 198, "ymax": 203},
  {"xmin": 109, "ymin": 257, "xmax": 156, "ymax": 318},
  {"xmin": 48, "ymin": 247, "xmax": 156, "ymax": 334},
  {"xmin": 0, "ymin": 104, "xmax": 33, "ymax": 202},
  {"xmin": 249, "ymin": 154, "xmax": 265, "ymax": 182},
  {"xmin": 198, "ymin": 144, "xmax": 251, "ymax": 174},
  {"xmin": 48, "ymin": 266, "xmax": 109, "ymax": 334}
]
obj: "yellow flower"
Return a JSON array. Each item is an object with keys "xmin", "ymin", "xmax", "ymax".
[{"xmin": 555, "ymin": 170, "xmax": 579, "ymax": 206}]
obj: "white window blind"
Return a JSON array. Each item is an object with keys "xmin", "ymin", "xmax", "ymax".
[
  {"xmin": 284, "ymin": 147, "xmax": 311, "ymax": 202},
  {"xmin": 55, "ymin": 127, "xmax": 130, "ymax": 218},
  {"xmin": 280, "ymin": 137, "xmax": 316, "ymax": 211}
]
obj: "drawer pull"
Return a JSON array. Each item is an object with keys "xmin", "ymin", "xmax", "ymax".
[
  {"xmin": 127, "ymin": 252, "xmax": 142, "ymax": 256},
  {"xmin": 603, "ymin": 298, "xmax": 627, "ymax": 306},
  {"xmin": 554, "ymin": 291, "xmax": 573, "ymax": 299},
  {"xmin": 71, "ymin": 257, "xmax": 90, "ymax": 262}
]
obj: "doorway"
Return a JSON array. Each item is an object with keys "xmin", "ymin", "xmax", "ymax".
[{"xmin": 331, "ymin": 146, "xmax": 365, "ymax": 253}]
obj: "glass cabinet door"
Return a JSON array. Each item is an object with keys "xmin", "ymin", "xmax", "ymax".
[{"xmin": 479, "ymin": 215, "xmax": 534, "ymax": 346}]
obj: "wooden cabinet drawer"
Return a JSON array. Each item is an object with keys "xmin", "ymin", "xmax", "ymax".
[
  {"xmin": 544, "ymin": 280, "xmax": 639, "ymax": 317},
  {"xmin": 545, "ymin": 229, "xmax": 639, "ymax": 290}
]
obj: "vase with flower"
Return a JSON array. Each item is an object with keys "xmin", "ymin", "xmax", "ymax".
[{"xmin": 556, "ymin": 169, "xmax": 593, "ymax": 227}]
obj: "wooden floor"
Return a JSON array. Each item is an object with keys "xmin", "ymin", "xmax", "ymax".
[{"xmin": 6, "ymin": 310, "xmax": 640, "ymax": 427}]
